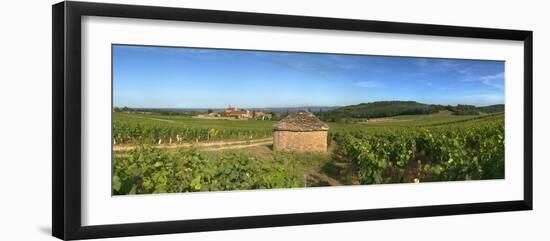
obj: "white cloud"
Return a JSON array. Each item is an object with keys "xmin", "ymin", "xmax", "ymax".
[
  {"xmin": 479, "ymin": 72, "xmax": 505, "ymax": 89},
  {"xmin": 460, "ymin": 72, "xmax": 504, "ymax": 89},
  {"xmin": 414, "ymin": 58, "xmax": 473, "ymax": 76}
]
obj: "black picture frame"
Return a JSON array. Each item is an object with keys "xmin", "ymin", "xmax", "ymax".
[{"xmin": 52, "ymin": 1, "xmax": 533, "ymax": 240}]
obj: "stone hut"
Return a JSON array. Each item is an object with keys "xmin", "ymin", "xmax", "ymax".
[{"xmin": 272, "ymin": 110, "xmax": 329, "ymax": 153}]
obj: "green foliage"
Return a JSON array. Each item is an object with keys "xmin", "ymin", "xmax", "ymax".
[
  {"xmin": 336, "ymin": 117, "xmax": 504, "ymax": 184},
  {"xmin": 317, "ymin": 101, "xmax": 505, "ymax": 121},
  {"xmin": 113, "ymin": 106, "xmax": 132, "ymax": 113},
  {"xmin": 112, "ymin": 108, "xmax": 505, "ymax": 194},
  {"xmin": 448, "ymin": 104, "xmax": 480, "ymax": 115},
  {"xmin": 477, "ymin": 104, "xmax": 505, "ymax": 114},
  {"xmin": 112, "ymin": 146, "xmax": 303, "ymax": 195},
  {"xmin": 113, "ymin": 112, "xmax": 273, "ymax": 144},
  {"xmin": 318, "ymin": 101, "xmax": 439, "ymax": 121}
]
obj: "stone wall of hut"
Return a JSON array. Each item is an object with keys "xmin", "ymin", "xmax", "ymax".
[{"xmin": 273, "ymin": 130, "xmax": 328, "ymax": 153}]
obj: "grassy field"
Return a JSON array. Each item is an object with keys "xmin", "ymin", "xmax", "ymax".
[{"xmin": 112, "ymin": 111, "xmax": 505, "ymax": 195}]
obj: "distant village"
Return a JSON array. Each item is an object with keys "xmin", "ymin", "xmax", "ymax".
[
  {"xmin": 112, "ymin": 105, "xmax": 332, "ymax": 121},
  {"xmin": 195, "ymin": 106, "xmax": 273, "ymax": 120}
]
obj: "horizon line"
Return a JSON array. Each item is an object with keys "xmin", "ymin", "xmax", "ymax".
[{"xmin": 113, "ymin": 101, "xmax": 505, "ymax": 109}]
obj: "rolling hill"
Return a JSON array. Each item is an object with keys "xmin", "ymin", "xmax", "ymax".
[{"xmin": 316, "ymin": 101, "xmax": 504, "ymax": 121}]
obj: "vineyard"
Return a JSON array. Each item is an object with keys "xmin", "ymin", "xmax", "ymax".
[
  {"xmin": 335, "ymin": 115, "xmax": 504, "ymax": 184},
  {"xmin": 113, "ymin": 147, "xmax": 305, "ymax": 194},
  {"xmin": 113, "ymin": 112, "xmax": 274, "ymax": 144},
  {"xmin": 112, "ymin": 111, "xmax": 505, "ymax": 195}
]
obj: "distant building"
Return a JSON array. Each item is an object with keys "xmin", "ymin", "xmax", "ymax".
[
  {"xmin": 253, "ymin": 111, "xmax": 273, "ymax": 120},
  {"xmin": 272, "ymin": 110, "xmax": 329, "ymax": 153},
  {"xmin": 207, "ymin": 112, "xmax": 221, "ymax": 117},
  {"xmin": 222, "ymin": 106, "xmax": 251, "ymax": 119}
]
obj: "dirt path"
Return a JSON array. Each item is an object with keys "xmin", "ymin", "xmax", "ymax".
[
  {"xmin": 113, "ymin": 138, "xmax": 273, "ymax": 151},
  {"xmin": 202, "ymin": 140, "xmax": 273, "ymax": 151}
]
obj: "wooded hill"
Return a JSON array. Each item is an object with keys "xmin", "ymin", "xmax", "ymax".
[{"xmin": 317, "ymin": 101, "xmax": 504, "ymax": 122}]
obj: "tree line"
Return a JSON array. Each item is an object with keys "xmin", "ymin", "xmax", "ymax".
[{"xmin": 316, "ymin": 101, "xmax": 504, "ymax": 122}]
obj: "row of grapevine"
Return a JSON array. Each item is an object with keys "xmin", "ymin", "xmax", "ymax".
[
  {"xmin": 113, "ymin": 122, "xmax": 273, "ymax": 144},
  {"xmin": 112, "ymin": 146, "xmax": 303, "ymax": 194},
  {"xmin": 335, "ymin": 118, "xmax": 504, "ymax": 184}
]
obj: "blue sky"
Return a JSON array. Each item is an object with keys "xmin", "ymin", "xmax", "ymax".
[{"xmin": 113, "ymin": 45, "xmax": 505, "ymax": 108}]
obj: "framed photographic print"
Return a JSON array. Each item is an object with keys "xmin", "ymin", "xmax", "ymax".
[{"xmin": 52, "ymin": 1, "xmax": 533, "ymax": 240}]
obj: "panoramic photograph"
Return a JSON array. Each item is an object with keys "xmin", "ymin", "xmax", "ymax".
[{"xmin": 111, "ymin": 44, "xmax": 505, "ymax": 195}]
